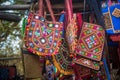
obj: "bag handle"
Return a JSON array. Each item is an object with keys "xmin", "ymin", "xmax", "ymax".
[
  {"xmin": 45, "ymin": 0, "xmax": 56, "ymax": 22},
  {"xmin": 38, "ymin": 0, "xmax": 56, "ymax": 22},
  {"xmin": 38, "ymin": 0, "xmax": 43, "ymax": 16},
  {"xmin": 77, "ymin": 13, "xmax": 83, "ymax": 37},
  {"xmin": 88, "ymin": 0, "xmax": 105, "ymax": 28},
  {"xmin": 65, "ymin": 0, "xmax": 73, "ymax": 22},
  {"xmin": 83, "ymin": 0, "xmax": 86, "ymax": 21}
]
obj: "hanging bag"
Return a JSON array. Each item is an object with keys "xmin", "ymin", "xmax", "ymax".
[
  {"xmin": 52, "ymin": 39, "xmax": 74, "ymax": 75},
  {"xmin": 65, "ymin": 0, "xmax": 78, "ymax": 54},
  {"xmin": 102, "ymin": 0, "xmax": 120, "ymax": 34},
  {"xmin": 74, "ymin": 0, "xmax": 105, "ymax": 70},
  {"xmin": 24, "ymin": 0, "xmax": 63, "ymax": 56}
]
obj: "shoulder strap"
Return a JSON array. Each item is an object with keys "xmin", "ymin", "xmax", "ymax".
[
  {"xmin": 38, "ymin": 0, "xmax": 43, "ymax": 16},
  {"xmin": 88, "ymin": 0, "xmax": 105, "ymax": 28},
  {"xmin": 65, "ymin": 0, "xmax": 73, "ymax": 22},
  {"xmin": 38, "ymin": 0, "xmax": 56, "ymax": 22},
  {"xmin": 45, "ymin": 0, "xmax": 56, "ymax": 22}
]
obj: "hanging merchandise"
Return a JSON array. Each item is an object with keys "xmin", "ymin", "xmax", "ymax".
[
  {"xmin": 76, "ymin": 22, "xmax": 105, "ymax": 61},
  {"xmin": 74, "ymin": 64, "xmax": 91, "ymax": 80},
  {"xmin": 102, "ymin": 0, "xmax": 120, "ymax": 34},
  {"xmin": 52, "ymin": 40, "xmax": 74, "ymax": 75},
  {"xmin": 65, "ymin": 0, "xmax": 78, "ymax": 54},
  {"xmin": 24, "ymin": 0, "xmax": 63, "ymax": 56},
  {"xmin": 74, "ymin": 0, "xmax": 105, "ymax": 70},
  {"xmin": 44, "ymin": 13, "xmax": 74, "ymax": 79}
]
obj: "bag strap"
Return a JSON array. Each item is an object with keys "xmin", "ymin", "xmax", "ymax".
[
  {"xmin": 38, "ymin": 0, "xmax": 43, "ymax": 16},
  {"xmin": 65, "ymin": 0, "xmax": 73, "ymax": 22},
  {"xmin": 38, "ymin": 0, "xmax": 56, "ymax": 22},
  {"xmin": 88, "ymin": 0, "xmax": 105, "ymax": 28},
  {"xmin": 83, "ymin": 0, "xmax": 86, "ymax": 21},
  {"xmin": 45, "ymin": 0, "xmax": 56, "ymax": 22},
  {"xmin": 89, "ymin": 13, "xmax": 95, "ymax": 23},
  {"xmin": 77, "ymin": 13, "xmax": 83, "ymax": 37}
]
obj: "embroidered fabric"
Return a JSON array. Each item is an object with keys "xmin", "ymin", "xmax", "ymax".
[
  {"xmin": 102, "ymin": 0, "xmax": 120, "ymax": 34},
  {"xmin": 65, "ymin": 0, "xmax": 78, "ymax": 54},
  {"xmin": 76, "ymin": 22, "xmax": 105, "ymax": 61},
  {"xmin": 52, "ymin": 42, "xmax": 74, "ymax": 75},
  {"xmin": 24, "ymin": 0, "xmax": 63, "ymax": 56},
  {"xmin": 66, "ymin": 14, "xmax": 78, "ymax": 54}
]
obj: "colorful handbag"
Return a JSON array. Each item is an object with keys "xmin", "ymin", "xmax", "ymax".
[
  {"xmin": 74, "ymin": 64, "xmax": 91, "ymax": 80},
  {"xmin": 102, "ymin": 0, "xmax": 120, "ymax": 34},
  {"xmin": 74, "ymin": 22, "xmax": 105, "ymax": 70},
  {"xmin": 24, "ymin": 0, "xmax": 63, "ymax": 56},
  {"xmin": 74, "ymin": 0, "xmax": 105, "ymax": 70},
  {"xmin": 52, "ymin": 41, "xmax": 74, "ymax": 75},
  {"xmin": 74, "ymin": 56, "xmax": 101, "ymax": 70},
  {"xmin": 65, "ymin": 0, "xmax": 78, "ymax": 54},
  {"xmin": 76, "ymin": 22, "xmax": 105, "ymax": 61}
]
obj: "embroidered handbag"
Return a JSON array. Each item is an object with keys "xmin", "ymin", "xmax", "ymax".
[
  {"xmin": 74, "ymin": 23, "xmax": 105, "ymax": 70},
  {"xmin": 74, "ymin": 64, "xmax": 91, "ymax": 80},
  {"xmin": 24, "ymin": 0, "xmax": 63, "ymax": 56},
  {"xmin": 74, "ymin": 0, "xmax": 105, "ymax": 70},
  {"xmin": 73, "ymin": 13, "xmax": 100, "ymax": 70},
  {"xmin": 65, "ymin": 0, "xmax": 78, "ymax": 54},
  {"xmin": 102, "ymin": 0, "xmax": 120, "ymax": 34},
  {"xmin": 52, "ymin": 40, "xmax": 74, "ymax": 75},
  {"xmin": 76, "ymin": 22, "xmax": 105, "ymax": 61}
]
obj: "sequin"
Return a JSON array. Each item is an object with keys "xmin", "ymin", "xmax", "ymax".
[
  {"xmin": 55, "ymin": 24, "xmax": 59, "ymax": 28},
  {"xmin": 53, "ymin": 42, "xmax": 57, "ymax": 47},
  {"xmin": 31, "ymin": 22, "xmax": 35, "ymax": 27},
  {"xmin": 40, "ymin": 17, "xmax": 45, "ymax": 22},
  {"xmin": 28, "ymin": 32, "xmax": 32, "ymax": 36},
  {"xmin": 29, "ymin": 43, "xmax": 34, "ymax": 48},
  {"xmin": 49, "ymin": 49, "xmax": 53, "ymax": 53},
  {"xmin": 48, "ymin": 23, "xmax": 53, "ymax": 27},
  {"xmin": 55, "ymin": 33, "xmax": 58, "ymax": 36},
  {"xmin": 39, "ymin": 48, "xmax": 42, "ymax": 52},
  {"xmin": 40, "ymin": 38, "xmax": 46, "ymax": 44},
  {"xmin": 35, "ymin": 15, "xmax": 39, "ymax": 19}
]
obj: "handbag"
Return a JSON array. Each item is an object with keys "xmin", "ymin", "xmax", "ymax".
[
  {"xmin": 102, "ymin": 0, "xmax": 120, "ymax": 34},
  {"xmin": 74, "ymin": 0, "xmax": 105, "ymax": 70},
  {"xmin": 76, "ymin": 22, "xmax": 105, "ymax": 61},
  {"xmin": 65, "ymin": 0, "xmax": 78, "ymax": 54},
  {"xmin": 52, "ymin": 40, "xmax": 74, "ymax": 75},
  {"xmin": 24, "ymin": 0, "xmax": 63, "ymax": 56},
  {"xmin": 74, "ymin": 64, "xmax": 91, "ymax": 80}
]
